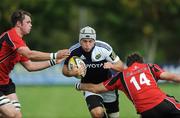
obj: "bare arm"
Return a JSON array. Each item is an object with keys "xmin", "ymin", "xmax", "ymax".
[
  {"xmin": 62, "ymin": 64, "xmax": 84, "ymax": 77},
  {"xmin": 77, "ymin": 83, "xmax": 109, "ymax": 93},
  {"xmin": 17, "ymin": 47, "xmax": 70, "ymax": 61},
  {"xmin": 21, "ymin": 58, "xmax": 65, "ymax": 72},
  {"xmin": 21, "ymin": 60, "xmax": 51, "ymax": 72},
  {"xmin": 104, "ymin": 60, "xmax": 124, "ymax": 72},
  {"xmin": 62, "ymin": 64, "xmax": 75, "ymax": 77},
  {"xmin": 160, "ymin": 72, "xmax": 180, "ymax": 83}
]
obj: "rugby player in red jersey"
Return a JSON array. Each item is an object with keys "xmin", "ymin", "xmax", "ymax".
[
  {"xmin": 0, "ymin": 9, "xmax": 70, "ymax": 118},
  {"xmin": 76, "ymin": 52, "xmax": 180, "ymax": 118}
]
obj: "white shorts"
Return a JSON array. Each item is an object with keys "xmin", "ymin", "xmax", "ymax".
[{"xmin": 84, "ymin": 90, "xmax": 117, "ymax": 103}]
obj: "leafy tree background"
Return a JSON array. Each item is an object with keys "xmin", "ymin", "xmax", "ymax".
[{"xmin": 0, "ymin": 0, "xmax": 180, "ymax": 64}]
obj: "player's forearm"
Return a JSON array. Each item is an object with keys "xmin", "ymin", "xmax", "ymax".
[
  {"xmin": 17, "ymin": 47, "xmax": 51, "ymax": 61},
  {"xmin": 172, "ymin": 74, "xmax": 180, "ymax": 83},
  {"xmin": 62, "ymin": 66, "xmax": 76, "ymax": 77},
  {"xmin": 160, "ymin": 72, "xmax": 180, "ymax": 83},
  {"xmin": 112, "ymin": 60, "xmax": 124, "ymax": 72},
  {"xmin": 79, "ymin": 83, "xmax": 98, "ymax": 93},
  {"xmin": 79, "ymin": 83, "xmax": 107, "ymax": 93},
  {"xmin": 31, "ymin": 61, "xmax": 50, "ymax": 71},
  {"xmin": 22, "ymin": 61, "xmax": 53, "ymax": 72},
  {"xmin": 62, "ymin": 70, "xmax": 74, "ymax": 77},
  {"xmin": 30, "ymin": 49, "xmax": 70, "ymax": 61},
  {"xmin": 19, "ymin": 48, "xmax": 69, "ymax": 61},
  {"xmin": 27, "ymin": 50, "xmax": 51, "ymax": 61}
]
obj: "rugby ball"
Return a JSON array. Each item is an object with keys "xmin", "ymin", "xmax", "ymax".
[{"xmin": 68, "ymin": 56, "xmax": 86, "ymax": 78}]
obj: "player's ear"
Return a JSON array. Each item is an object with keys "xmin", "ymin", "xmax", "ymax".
[{"xmin": 16, "ymin": 21, "xmax": 22, "ymax": 27}]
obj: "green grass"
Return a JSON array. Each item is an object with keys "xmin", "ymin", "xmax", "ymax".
[{"xmin": 16, "ymin": 83, "xmax": 180, "ymax": 118}]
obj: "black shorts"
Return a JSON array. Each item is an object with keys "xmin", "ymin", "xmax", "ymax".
[
  {"xmin": 0, "ymin": 79, "xmax": 16, "ymax": 97},
  {"xmin": 85, "ymin": 90, "xmax": 119, "ymax": 114},
  {"xmin": 141, "ymin": 96, "xmax": 180, "ymax": 118}
]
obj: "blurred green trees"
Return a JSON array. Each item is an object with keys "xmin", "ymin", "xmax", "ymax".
[{"xmin": 0, "ymin": 0, "xmax": 180, "ymax": 64}]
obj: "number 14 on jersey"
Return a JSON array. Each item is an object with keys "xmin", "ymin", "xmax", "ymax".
[{"xmin": 130, "ymin": 73, "xmax": 151, "ymax": 90}]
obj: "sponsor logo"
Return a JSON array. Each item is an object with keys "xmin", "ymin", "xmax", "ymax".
[
  {"xmin": 86, "ymin": 63, "xmax": 103, "ymax": 68},
  {"xmin": 80, "ymin": 55, "xmax": 86, "ymax": 60}
]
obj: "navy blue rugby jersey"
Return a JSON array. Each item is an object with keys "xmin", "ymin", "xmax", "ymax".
[{"xmin": 64, "ymin": 40, "xmax": 120, "ymax": 84}]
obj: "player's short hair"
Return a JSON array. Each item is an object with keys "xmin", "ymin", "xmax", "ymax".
[
  {"xmin": 126, "ymin": 52, "xmax": 144, "ymax": 67},
  {"xmin": 11, "ymin": 9, "xmax": 31, "ymax": 27}
]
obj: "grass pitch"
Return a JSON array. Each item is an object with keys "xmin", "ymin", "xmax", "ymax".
[{"xmin": 17, "ymin": 83, "xmax": 180, "ymax": 118}]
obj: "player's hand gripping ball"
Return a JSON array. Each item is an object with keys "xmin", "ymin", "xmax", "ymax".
[{"xmin": 68, "ymin": 56, "xmax": 87, "ymax": 79}]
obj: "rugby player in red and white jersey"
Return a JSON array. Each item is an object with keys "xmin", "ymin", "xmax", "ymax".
[
  {"xmin": 0, "ymin": 10, "xmax": 70, "ymax": 118},
  {"xmin": 76, "ymin": 52, "xmax": 180, "ymax": 118}
]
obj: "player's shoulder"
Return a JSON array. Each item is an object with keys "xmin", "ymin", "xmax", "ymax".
[
  {"xmin": 95, "ymin": 40, "xmax": 112, "ymax": 51},
  {"xmin": 148, "ymin": 63, "xmax": 163, "ymax": 71},
  {"xmin": 69, "ymin": 42, "xmax": 81, "ymax": 52},
  {"xmin": 1, "ymin": 28, "xmax": 14, "ymax": 39},
  {"xmin": 68, "ymin": 42, "xmax": 83, "ymax": 56},
  {"xmin": 148, "ymin": 63, "xmax": 160, "ymax": 68}
]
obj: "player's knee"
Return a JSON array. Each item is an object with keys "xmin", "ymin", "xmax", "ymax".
[
  {"xmin": 91, "ymin": 112, "xmax": 104, "ymax": 118},
  {"xmin": 5, "ymin": 111, "xmax": 17, "ymax": 118},
  {"xmin": 108, "ymin": 112, "xmax": 119, "ymax": 118},
  {"xmin": 7, "ymin": 111, "xmax": 22, "ymax": 118},
  {"xmin": 91, "ymin": 107, "xmax": 104, "ymax": 118},
  {"xmin": 15, "ymin": 111, "xmax": 22, "ymax": 118},
  {"xmin": 4, "ymin": 110, "xmax": 20, "ymax": 118}
]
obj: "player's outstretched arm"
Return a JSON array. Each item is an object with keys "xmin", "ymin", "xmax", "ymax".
[
  {"xmin": 17, "ymin": 47, "xmax": 70, "ymax": 61},
  {"xmin": 56, "ymin": 49, "xmax": 70, "ymax": 60},
  {"xmin": 104, "ymin": 60, "xmax": 124, "ymax": 72},
  {"xmin": 160, "ymin": 72, "xmax": 180, "ymax": 83},
  {"xmin": 76, "ymin": 82, "xmax": 108, "ymax": 93},
  {"xmin": 21, "ymin": 58, "xmax": 65, "ymax": 71}
]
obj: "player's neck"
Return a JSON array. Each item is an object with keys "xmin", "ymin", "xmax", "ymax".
[{"xmin": 14, "ymin": 26, "xmax": 24, "ymax": 38}]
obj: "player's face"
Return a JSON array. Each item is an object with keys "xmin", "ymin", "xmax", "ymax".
[
  {"xmin": 80, "ymin": 39, "xmax": 95, "ymax": 52},
  {"xmin": 19, "ymin": 15, "xmax": 32, "ymax": 35}
]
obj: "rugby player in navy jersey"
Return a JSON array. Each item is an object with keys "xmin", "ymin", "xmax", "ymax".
[
  {"xmin": 76, "ymin": 52, "xmax": 180, "ymax": 118},
  {"xmin": 62, "ymin": 26, "xmax": 124, "ymax": 118}
]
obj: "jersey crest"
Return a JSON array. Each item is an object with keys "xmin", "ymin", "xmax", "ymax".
[{"xmin": 95, "ymin": 53, "xmax": 101, "ymax": 59}]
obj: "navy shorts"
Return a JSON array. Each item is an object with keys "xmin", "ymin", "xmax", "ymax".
[
  {"xmin": 0, "ymin": 79, "xmax": 16, "ymax": 97},
  {"xmin": 85, "ymin": 90, "xmax": 119, "ymax": 114}
]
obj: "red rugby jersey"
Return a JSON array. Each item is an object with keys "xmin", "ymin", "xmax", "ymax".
[
  {"xmin": 0, "ymin": 28, "xmax": 29, "ymax": 85},
  {"xmin": 103, "ymin": 62, "xmax": 166, "ymax": 113}
]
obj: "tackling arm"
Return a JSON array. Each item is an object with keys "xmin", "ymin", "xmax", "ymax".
[
  {"xmin": 76, "ymin": 83, "xmax": 108, "ymax": 93},
  {"xmin": 160, "ymin": 72, "xmax": 180, "ymax": 83},
  {"xmin": 21, "ymin": 60, "xmax": 51, "ymax": 72},
  {"xmin": 103, "ymin": 60, "xmax": 124, "ymax": 72},
  {"xmin": 20, "ymin": 58, "xmax": 64, "ymax": 71},
  {"xmin": 111, "ymin": 60, "xmax": 124, "ymax": 72},
  {"xmin": 17, "ymin": 47, "xmax": 70, "ymax": 61}
]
